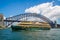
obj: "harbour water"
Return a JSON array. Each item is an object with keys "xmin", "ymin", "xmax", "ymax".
[{"xmin": 0, "ymin": 28, "xmax": 60, "ymax": 40}]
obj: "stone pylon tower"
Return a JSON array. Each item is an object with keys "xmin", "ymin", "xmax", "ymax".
[{"xmin": 0, "ymin": 14, "xmax": 4, "ymax": 29}]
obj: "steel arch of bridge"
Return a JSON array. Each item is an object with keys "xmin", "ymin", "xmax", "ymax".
[{"xmin": 5, "ymin": 13, "xmax": 55, "ymax": 28}]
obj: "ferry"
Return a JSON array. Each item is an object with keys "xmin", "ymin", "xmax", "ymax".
[{"xmin": 11, "ymin": 21, "xmax": 51, "ymax": 31}]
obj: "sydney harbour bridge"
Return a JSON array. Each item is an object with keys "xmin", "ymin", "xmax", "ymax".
[{"xmin": 4, "ymin": 13, "xmax": 55, "ymax": 28}]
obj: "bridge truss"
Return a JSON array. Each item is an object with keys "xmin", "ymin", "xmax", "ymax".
[{"xmin": 4, "ymin": 13, "xmax": 55, "ymax": 28}]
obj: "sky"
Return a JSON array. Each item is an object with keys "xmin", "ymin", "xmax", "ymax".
[{"xmin": 0, "ymin": 0, "xmax": 60, "ymax": 24}]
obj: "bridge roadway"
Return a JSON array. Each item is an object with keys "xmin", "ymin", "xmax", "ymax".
[
  {"xmin": 4, "ymin": 20, "xmax": 21, "ymax": 22},
  {"xmin": 4, "ymin": 20, "xmax": 46, "ymax": 22}
]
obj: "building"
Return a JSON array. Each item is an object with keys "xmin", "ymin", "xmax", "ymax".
[
  {"xmin": 0, "ymin": 14, "xmax": 5, "ymax": 29},
  {"xmin": 57, "ymin": 24, "xmax": 60, "ymax": 28}
]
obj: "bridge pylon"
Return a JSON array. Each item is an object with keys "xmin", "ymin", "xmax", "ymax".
[{"xmin": 0, "ymin": 14, "xmax": 5, "ymax": 29}]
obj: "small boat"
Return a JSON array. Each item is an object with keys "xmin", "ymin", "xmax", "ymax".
[{"xmin": 11, "ymin": 21, "xmax": 51, "ymax": 31}]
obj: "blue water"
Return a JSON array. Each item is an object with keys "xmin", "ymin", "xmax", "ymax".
[{"xmin": 0, "ymin": 28, "xmax": 60, "ymax": 40}]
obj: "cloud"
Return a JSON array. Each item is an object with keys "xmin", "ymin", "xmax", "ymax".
[
  {"xmin": 25, "ymin": 2, "xmax": 60, "ymax": 21},
  {"xmin": 4, "ymin": 16, "xmax": 6, "ymax": 19},
  {"xmin": 9, "ymin": 15, "xmax": 14, "ymax": 17}
]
